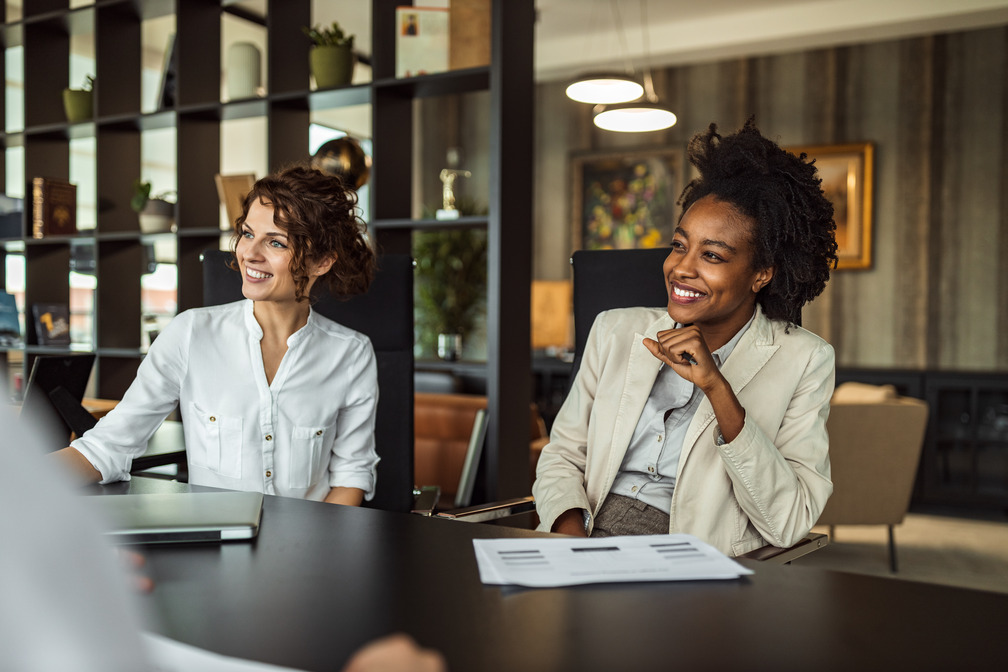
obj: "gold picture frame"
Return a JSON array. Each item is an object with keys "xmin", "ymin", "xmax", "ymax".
[
  {"xmin": 571, "ymin": 148, "xmax": 682, "ymax": 251},
  {"xmin": 214, "ymin": 173, "xmax": 256, "ymax": 230},
  {"xmin": 788, "ymin": 142, "xmax": 874, "ymax": 270}
]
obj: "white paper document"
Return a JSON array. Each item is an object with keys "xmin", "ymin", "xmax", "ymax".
[{"xmin": 473, "ymin": 534, "xmax": 753, "ymax": 587}]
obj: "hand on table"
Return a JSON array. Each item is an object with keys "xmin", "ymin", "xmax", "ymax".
[
  {"xmin": 341, "ymin": 634, "xmax": 446, "ymax": 672},
  {"xmin": 118, "ymin": 549, "xmax": 154, "ymax": 594}
]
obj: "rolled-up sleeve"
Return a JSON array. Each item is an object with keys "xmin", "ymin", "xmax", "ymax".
[{"xmin": 327, "ymin": 340, "xmax": 380, "ymax": 499}]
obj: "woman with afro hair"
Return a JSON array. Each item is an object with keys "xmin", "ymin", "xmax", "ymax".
[{"xmin": 534, "ymin": 119, "xmax": 839, "ymax": 556}]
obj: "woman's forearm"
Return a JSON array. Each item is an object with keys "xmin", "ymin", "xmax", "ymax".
[
  {"xmin": 324, "ymin": 486, "xmax": 365, "ymax": 506},
  {"xmin": 51, "ymin": 446, "xmax": 103, "ymax": 485},
  {"xmin": 703, "ymin": 375, "xmax": 746, "ymax": 443}
]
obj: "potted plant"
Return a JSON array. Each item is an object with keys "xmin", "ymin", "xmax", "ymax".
[
  {"xmin": 62, "ymin": 75, "xmax": 94, "ymax": 123},
  {"xmin": 131, "ymin": 179, "xmax": 176, "ymax": 233},
  {"xmin": 302, "ymin": 21, "xmax": 356, "ymax": 89},
  {"xmin": 414, "ymin": 198, "xmax": 489, "ymax": 361}
]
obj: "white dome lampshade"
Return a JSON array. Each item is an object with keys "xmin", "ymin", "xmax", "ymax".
[
  {"xmin": 593, "ymin": 100, "xmax": 677, "ymax": 133},
  {"xmin": 565, "ymin": 73, "xmax": 644, "ymax": 105}
]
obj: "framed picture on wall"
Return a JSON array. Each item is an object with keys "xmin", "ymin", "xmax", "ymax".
[
  {"xmin": 571, "ymin": 148, "xmax": 683, "ymax": 251},
  {"xmin": 788, "ymin": 142, "xmax": 875, "ymax": 270}
]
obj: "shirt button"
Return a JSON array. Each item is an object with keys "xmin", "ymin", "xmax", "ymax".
[
  {"xmin": 657, "ymin": 435, "xmax": 663, "ymax": 442},
  {"xmin": 265, "ymin": 434, "xmax": 272, "ymax": 441},
  {"xmin": 631, "ymin": 486, "xmax": 638, "ymax": 493},
  {"xmin": 648, "ymin": 466, "xmax": 655, "ymax": 473},
  {"xmin": 315, "ymin": 430, "xmax": 323, "ymax": 436},
  {"xmin": 265, "ymin": 470, "xmax": 272, "ymax": 478},
  {"xmin": 209, "ymin": 416, "xmax": 216, "ymax": 422}
]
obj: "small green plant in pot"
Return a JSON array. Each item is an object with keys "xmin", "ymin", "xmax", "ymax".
[
  {"xmin": 131, "ymin": 179, "xmax": 176, "ymax": 233},
  {"xmin": 414, "ymin": 198, "xmax": 489, "ymax": 360},
  {"xmin": 303, "ymin": 21, "xmax": 356, "ymax": 89},
  {"xmin": 62, "ymin": 75, "xmax": 94, "ymax": 123}
]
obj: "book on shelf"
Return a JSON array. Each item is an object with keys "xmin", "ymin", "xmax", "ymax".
[
  {"xmin": 30, "ymin": 177, "xmax": 77, "ymax": 239},
  {"xmin": 395, "ymin": 6, "xmax": 449, "ymax": 78},
  {"xmin": 0, "ymin": 291, "xmax": 21, "ymax": 346},
  {"xmin": 0, "ymin": 194, "xmax": 24, "ymax": 238},
  {"xmin": 32, "ymin": 303, "xmax": 71, "ymax": 346}
]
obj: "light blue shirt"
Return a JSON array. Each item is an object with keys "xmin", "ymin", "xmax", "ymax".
[{"xmin": 609, "ymin": 312, "xmax": 756, "ymax": 514}]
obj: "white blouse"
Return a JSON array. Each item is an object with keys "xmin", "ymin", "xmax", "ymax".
[{"xmin": 72, "ymin": 300, "xmax": 379, "ymax": 501}]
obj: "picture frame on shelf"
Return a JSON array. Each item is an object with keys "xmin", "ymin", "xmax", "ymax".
[
  {"xmin": 395, "ymin": 6, "xmax": 449, "ymax": 78},
  {"xmin": 215, "ymin": 173, "xmax": 256, "ymax": 229},
  {"xmin": 31, "ymin": 303, "xmax": 71, "ymax": 346},
  {"xmin": 157, "ymin": 33, "xmax": 178, "ymax": 111},
  {"xmin": 787, "ymin": 142, "xmax": 874, "ymax": 270},
  {"xmin": 571, "ymin": 148, "xmax": 682, "ymax": 251}
]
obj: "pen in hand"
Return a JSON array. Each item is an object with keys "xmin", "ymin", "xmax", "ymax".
[{"xmin": 678, "ymin": 322, "xmax": 698, "ymax": 365}]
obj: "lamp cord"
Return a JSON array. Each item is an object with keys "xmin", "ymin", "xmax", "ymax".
[
  {"xmin": 610, "ymin": 0, "xmax": 636, "ymax": 77},
  {"xmin": 639, "ymin": 0, "xmax": 658, "ymax": 102}
]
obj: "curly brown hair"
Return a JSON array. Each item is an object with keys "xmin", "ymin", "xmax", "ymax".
[
  {"xmin": 230, "ymin": 165, "xmax": 376, "ymax": 302},
  {"xmin": 679, "ymin": 119, "xmax": 838, "ymax": 325}
]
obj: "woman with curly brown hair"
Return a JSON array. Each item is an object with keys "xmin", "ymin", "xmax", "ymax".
[
  {"xmin": 55, "ymin": 165, "xmax": 380, "ymax": 505},
  {"xmin": 534, "ymin": 119, "xmax": 839, "ymax": 555}
]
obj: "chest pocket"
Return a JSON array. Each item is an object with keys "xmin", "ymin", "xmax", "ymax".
[
  {"xmin": 288, "ymin": 425, "xmax": 329, "ymax": 489},
  {"xmin": 187, "ymin": 402, "xmax": 243, "ymax": 479}
]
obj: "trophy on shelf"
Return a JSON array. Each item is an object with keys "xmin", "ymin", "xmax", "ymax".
[{"xmin": 436, "ymin": 168, "xmax": 472, "ymax": 220}]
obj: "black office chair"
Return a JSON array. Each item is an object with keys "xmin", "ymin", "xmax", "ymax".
[
  {"xmin": 570, "ymin": 248, "xmax": 670, "ymax": 385},
  {"xmin": 201, "ymin": 249, "xmax": 416, "ymax": 513},
  {"xmin": 567, "ymin": 248, "xmax": 826, "ymax": 562}
]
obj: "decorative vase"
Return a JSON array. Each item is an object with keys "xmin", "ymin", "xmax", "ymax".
[
  {"xmin": 138, "ymin": 199, "xmax": 175, "ymax": 233},
  {"xmin": 62, "ymin": 89, "xmax": 93, "ymax": 122},
  {"xmin": 437, "ymin": 333, "xmax": 462, "ymax": 361},
  {"xmin": 309, "ymin": 44, "xmax": 354, "ymax": 89},
  {"xmin": 227, "ymin": 41, "xmax": 261, "ymax": 100}
]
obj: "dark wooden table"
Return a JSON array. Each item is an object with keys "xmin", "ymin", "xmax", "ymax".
[{"xmin": 101, "ymin": 477, "xmax": 1008, "ymax": 672}]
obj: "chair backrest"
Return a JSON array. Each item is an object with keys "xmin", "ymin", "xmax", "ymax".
[
  {"xmin": 201, "ymin": 249, "xmax": 415, "ymax": 513},
  {"xmin": 817, "ymin": 383, "xmax": 929, "ymax": 527},
  {"xmin": 413, "ymin": 392, "xmax": 548, "ymax": 505},
  {"xmin": 20, "ymin": 353, "xmax": 97, "ymax": 449},
  {"xmin": 569, "ymin": 248, "xmax": 670, "ymax": 383}
]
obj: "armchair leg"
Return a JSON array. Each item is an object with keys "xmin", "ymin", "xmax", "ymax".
[{"xmin": 887, "ymin": 524, "xmax": 898, "ymax": 573}]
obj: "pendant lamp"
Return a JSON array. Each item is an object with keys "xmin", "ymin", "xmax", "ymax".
[
  {"xmin": 593, "ymin": 100, "xmax": 677, "ymax": 133},
  {"xmin": 566, "ymin": 73, "xmax": 644, "ymax": 105}
]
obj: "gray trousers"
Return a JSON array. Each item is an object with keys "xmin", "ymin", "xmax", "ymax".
[{"xmin": 590, "ymin": 493, "xmax": 671, "ymax": 537}]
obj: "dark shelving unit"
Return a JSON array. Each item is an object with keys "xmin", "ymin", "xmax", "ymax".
[{"xmin": 2, "ymin": 0, "xmax": 533, "ymax": 500}]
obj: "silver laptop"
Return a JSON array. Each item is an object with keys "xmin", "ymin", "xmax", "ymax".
[{"xmin": 86, "ymin": 491, "xmax": 263, "ymax": 544}]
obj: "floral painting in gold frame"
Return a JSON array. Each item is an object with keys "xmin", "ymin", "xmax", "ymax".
[
  {"xmin": 571, "ymin": 148, "xmax": 682, "ymax": 251},
  {"xmin": 788, "ymin": 142, "xmax": 874, "ymax": 270}
]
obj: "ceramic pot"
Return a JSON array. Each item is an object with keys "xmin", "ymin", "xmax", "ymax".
[
  {"xmin": 309, "ymin": 44, "xmax": 354, "ymax": 89},
  {"xmin": 139, "ymin": 199, "xmax": 175, "ymax": 233},
  {"xmin": 227, "ymin": 42, "xmax": 261, "ymax": 100},
  {"xmin": 62, "ymin": 89, "xmax": 93, "ymax": 122}
]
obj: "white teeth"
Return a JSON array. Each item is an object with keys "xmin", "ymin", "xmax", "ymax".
[
  {"xmin": 246, "ymin": 269, "xmax": 272, "ymax": 279},
  {"xmin": 674, "ymin": 286, "xmax": 703, "ymax": 298}
]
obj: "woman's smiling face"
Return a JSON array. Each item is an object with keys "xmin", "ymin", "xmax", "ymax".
[
  {"xmin": 663, "ymin": 195, "xmax": 774, "ymax": 346},
  {"xmin": 235, "ymin": 199, "xmax": 302, "ymax": 304}
]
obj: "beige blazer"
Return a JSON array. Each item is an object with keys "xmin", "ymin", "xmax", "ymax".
[{"xmin": 533, "ymin": 305, "xmax": 834, "ymax": 556}]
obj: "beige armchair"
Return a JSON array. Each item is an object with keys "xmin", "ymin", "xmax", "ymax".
[{"xmin": 817, "ymin": 382, "xmax": 930, "ymax": 572}]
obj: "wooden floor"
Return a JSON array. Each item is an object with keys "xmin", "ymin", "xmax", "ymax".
[{"xmin": 802, "ymin": 511, "xmax": 1008, "ymax": 595}]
